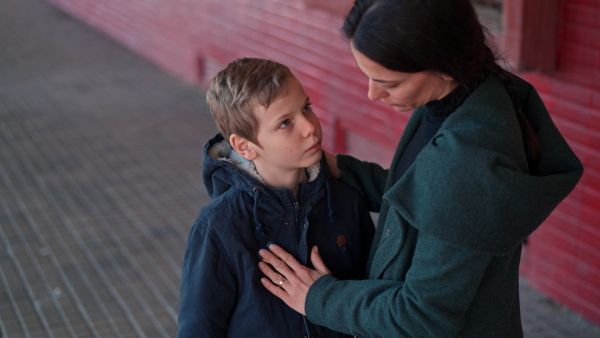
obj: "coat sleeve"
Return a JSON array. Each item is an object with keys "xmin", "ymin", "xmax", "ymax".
[
  {"xmin": 177, "ymin": 221, "xmax": 236, "ymax": 338},
  {"xmin": 305, "ymin": 231, "xmax": 493, "ymax": 337},
  {"xmin": 337, "ymin": 154, "xmax": 389, "ymax": 212}
]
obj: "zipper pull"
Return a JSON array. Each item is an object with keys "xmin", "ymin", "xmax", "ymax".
[
  {"xmin": 338, "ymin": 234, "xmax": 353, "ymax": 271},
  {"xmin": 337, "ymin": 234, "xmax": 347, "ymax": 247}
]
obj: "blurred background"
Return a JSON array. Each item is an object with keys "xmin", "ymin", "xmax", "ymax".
[{"xmin": 1, "ymin": 0, "xmax": 599, "ymax": 336}]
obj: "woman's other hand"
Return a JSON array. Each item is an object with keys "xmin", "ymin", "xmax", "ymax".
[
  {"xmin": 324, "ymin": 150, "xmax": 341, "ymax": 179},
  {"xmin": 258, "ymin": 244, "xmax": 331, "ymax": 315}
]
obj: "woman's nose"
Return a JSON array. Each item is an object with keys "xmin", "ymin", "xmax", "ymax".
[{"xmin": 367, "ymin": 79, "xmax": 388, "ymax": 101}]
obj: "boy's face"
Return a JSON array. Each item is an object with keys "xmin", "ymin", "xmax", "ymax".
[{"xmin": 249, "ymin": 75, "xmax": 323, "ymax": 180}]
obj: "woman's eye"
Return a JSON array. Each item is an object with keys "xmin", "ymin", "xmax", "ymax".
[
  {"xmin": 279, "ymin": 119, "xmax": 291, "ymax": 129},
  {"xmin": 302, "ymin": 103, "xmax": 313, "ymax": 113}
]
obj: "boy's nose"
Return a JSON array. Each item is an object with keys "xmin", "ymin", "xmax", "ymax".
[{"xmin": 301, "ymin": 115, "xmax": 316, "ymax": 137}]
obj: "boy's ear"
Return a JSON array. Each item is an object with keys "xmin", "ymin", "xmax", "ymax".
[{"xmin": 229, "ymin": 134, "xmax": 258, "ymax": 161}]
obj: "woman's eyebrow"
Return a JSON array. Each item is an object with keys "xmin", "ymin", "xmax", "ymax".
[
  {"xmin": 372, "ymin": 78, "xmax": 397, "ymax": 84},
  {"xmin": 354, "ymin": 61, "xmax": 397, "ymax": 84}
]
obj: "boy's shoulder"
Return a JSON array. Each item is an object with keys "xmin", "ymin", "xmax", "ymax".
[
  {"xmin": 187, "ymin": 187, "xmax": 260, "ymax": 252},
  {"xmin": 195, "ymin": 187, "xmax": 252, "ymax": 232}
]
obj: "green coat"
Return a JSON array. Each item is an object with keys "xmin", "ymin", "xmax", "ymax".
[{"xmin": 305, "ymin": 74, "xmax": 583, "ymax": 337}]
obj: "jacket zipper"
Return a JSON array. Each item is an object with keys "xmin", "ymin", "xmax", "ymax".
[
  {"xmin": 303, "ymin": 316, "xmax": 312, "ymax": 338},
  {"xmin": 294, "ymin": 201, "xmax": 301, "ymax": 227},
  {"xmin": 294, "ymin": 199, "xmax": 312, "ymax": 338}
]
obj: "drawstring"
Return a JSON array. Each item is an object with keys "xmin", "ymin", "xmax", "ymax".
[
  {"xmin": 253, "ymin": 178, "xmax": 336, "ymax": 240},
  {"xmin": 252, "ymin": 187, "xmax": 268, "ymax": 240},
  {"xmin": 324, "ymin": 180, "xmax": 337, "ymax": 223}
]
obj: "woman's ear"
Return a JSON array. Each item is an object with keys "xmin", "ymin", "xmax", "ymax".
[{"xmin": 229, "ymin": 134, "xmax": 258, "ymax": 161}]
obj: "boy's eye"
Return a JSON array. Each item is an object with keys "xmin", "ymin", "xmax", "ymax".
[
  {"xmin": 302, "ymin": 102, "xmax": 313, "ymax": 113},
  {"xmin": 279, "ymin": 119, "xmax": 291, "ymax": 129}
]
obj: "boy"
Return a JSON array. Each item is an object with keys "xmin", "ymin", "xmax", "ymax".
[{"xmin": 177, "ymin": 58, "xmax": 375, "ymax": 337}]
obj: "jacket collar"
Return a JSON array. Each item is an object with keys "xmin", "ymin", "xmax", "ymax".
[{"xmin": 202, "ymin": 133, "xmax": 337, "ymax": 240}]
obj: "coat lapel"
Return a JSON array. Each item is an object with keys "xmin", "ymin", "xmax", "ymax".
[{"xmin": 368, "ymin": 108, "xmax": 425, "ymax": 278}]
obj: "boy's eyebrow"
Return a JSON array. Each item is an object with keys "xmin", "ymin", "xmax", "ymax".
[
  {"xmin": 272, "ymin": 96, "xmax": 310, "ymax": 122},
  {"xmin": 272, "ymin": 112, "xmax": 292, "ymax": 123}
]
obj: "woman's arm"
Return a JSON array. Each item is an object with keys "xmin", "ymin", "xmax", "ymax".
[
  {"xmin": 325, "ymin": 151, "xmax": 389, "ymax": 212},
  {"xmin": 306, "ymin": 231, "xmax": 494, "ymax": 337},
  {"xmin": 260, "ymin": 233, "xmax": 494, "ymax": 337}
]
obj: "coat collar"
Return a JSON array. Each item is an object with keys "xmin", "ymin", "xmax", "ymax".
[{"xmin": 380, "ymin": 73, "xmax": 582, "ymax": 256}]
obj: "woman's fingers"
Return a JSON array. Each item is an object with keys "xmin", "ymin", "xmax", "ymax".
[
  {"xmin": 260, "ymin": 276, "xmax": 290, "ymax": 299},
  {"xmin": 266, "ymin": 243, "xmax": 303, "ymax": 271},
  {"xmin": 259, "ymin": 244, "xmax": 330, "ymax": 282},
  {"xmin": 258, "ymin": 247, "xmax": 295, "ymax": 276},
  {"xmin": 258, "ymin": 259, "xmax": 307, "ymax": 316},
  {"xmin": 324, "ymin": 151, "xmax": 341, "ymax": 179},
  {"xmin": 310, "ymin": 246, "xmax": 331, "ymax": 274},
  {"xmin": 258, "ymin": 261, "xmax": 287, "ymax": 287},
  {"xmin": 258, "ymin": 244, "xmax": 331, "ymax": 316}
]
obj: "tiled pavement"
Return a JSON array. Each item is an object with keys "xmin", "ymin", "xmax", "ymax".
[{"xmin": 0, "ymin": 0, "xmax": 599, "ymax": 337}]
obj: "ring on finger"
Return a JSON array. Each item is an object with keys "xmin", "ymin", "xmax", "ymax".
[{"xmin": 278, "ymin": 275, "xmax": 286, "ymax": 286}]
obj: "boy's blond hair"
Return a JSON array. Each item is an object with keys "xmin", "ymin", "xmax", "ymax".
[{"xmin": 206, "ymin": 58, "xmax": 293, "ymax": 144}]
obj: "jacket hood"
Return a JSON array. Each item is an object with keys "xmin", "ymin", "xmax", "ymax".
[
  {"xmin": 203, "ymin": 133, "xmax": 321, "ymax": 197},
  {"xmin": 202, "ymin": 133, "xmax": 335, "ymax": 240},
  {"xmin": 384, "ymin": 74, "xmax": 583, "ymax": 255}
]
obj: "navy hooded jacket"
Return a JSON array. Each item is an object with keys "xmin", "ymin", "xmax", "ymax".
[{"xmin": 177, "ymin": 133, "xmax": 375, "ymax": 337}]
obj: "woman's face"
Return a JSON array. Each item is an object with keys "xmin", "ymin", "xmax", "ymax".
[{"xmin": 351, "ymin": 46, "xmax": 457, "ymax": 112}]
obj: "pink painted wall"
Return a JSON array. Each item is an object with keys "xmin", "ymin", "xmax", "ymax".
[
  {"xmin": 517, "ymin": 0, "xmax": 600, "ymax": 324},
  {"xmin": 46, "ymin": 0, "xmax": 600, "ymax": 325}
]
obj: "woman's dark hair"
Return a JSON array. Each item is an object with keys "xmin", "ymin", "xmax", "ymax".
[{"xmin": 343, "ymin": 0, "xmax": 540, "ymax": 169}]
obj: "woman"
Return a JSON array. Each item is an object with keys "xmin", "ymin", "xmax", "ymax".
[{"xmin": 258, "ymin": 0, "xmax": 583, "ymax": 336}]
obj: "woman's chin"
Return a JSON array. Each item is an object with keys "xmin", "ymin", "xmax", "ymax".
[{"xmin": 391, "ymin": 105, "xmax": 412, "ymax": 112}]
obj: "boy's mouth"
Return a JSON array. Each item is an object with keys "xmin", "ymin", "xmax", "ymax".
[{"xmin": 306, "ymin": 141, "xmax": 321, "ymax": 153}]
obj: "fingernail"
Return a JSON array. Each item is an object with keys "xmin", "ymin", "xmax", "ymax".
[
  {"xmin": 267, "ymin": 241, "xmax": 279, "ymax": 249},
  {"xmin": 257, "ymin": 246, "xmax": 269, "ymax": 260}
]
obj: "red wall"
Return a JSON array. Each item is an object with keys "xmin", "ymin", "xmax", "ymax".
[
  {"xmin": 517, "ymin": 0, "xmax": 600, "ymax": 325},
  {"xmin": 46, "ymin": 0, "xmax": 600, "ymax": 325}
]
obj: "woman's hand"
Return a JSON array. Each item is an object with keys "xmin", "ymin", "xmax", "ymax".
[
  {"xmin": 258, "ymin": 244, "xmax": 331, "ymax": 315},
  {"xmin": 324, "ymin": 150, "xmax": 342, "ymax": 179}
]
